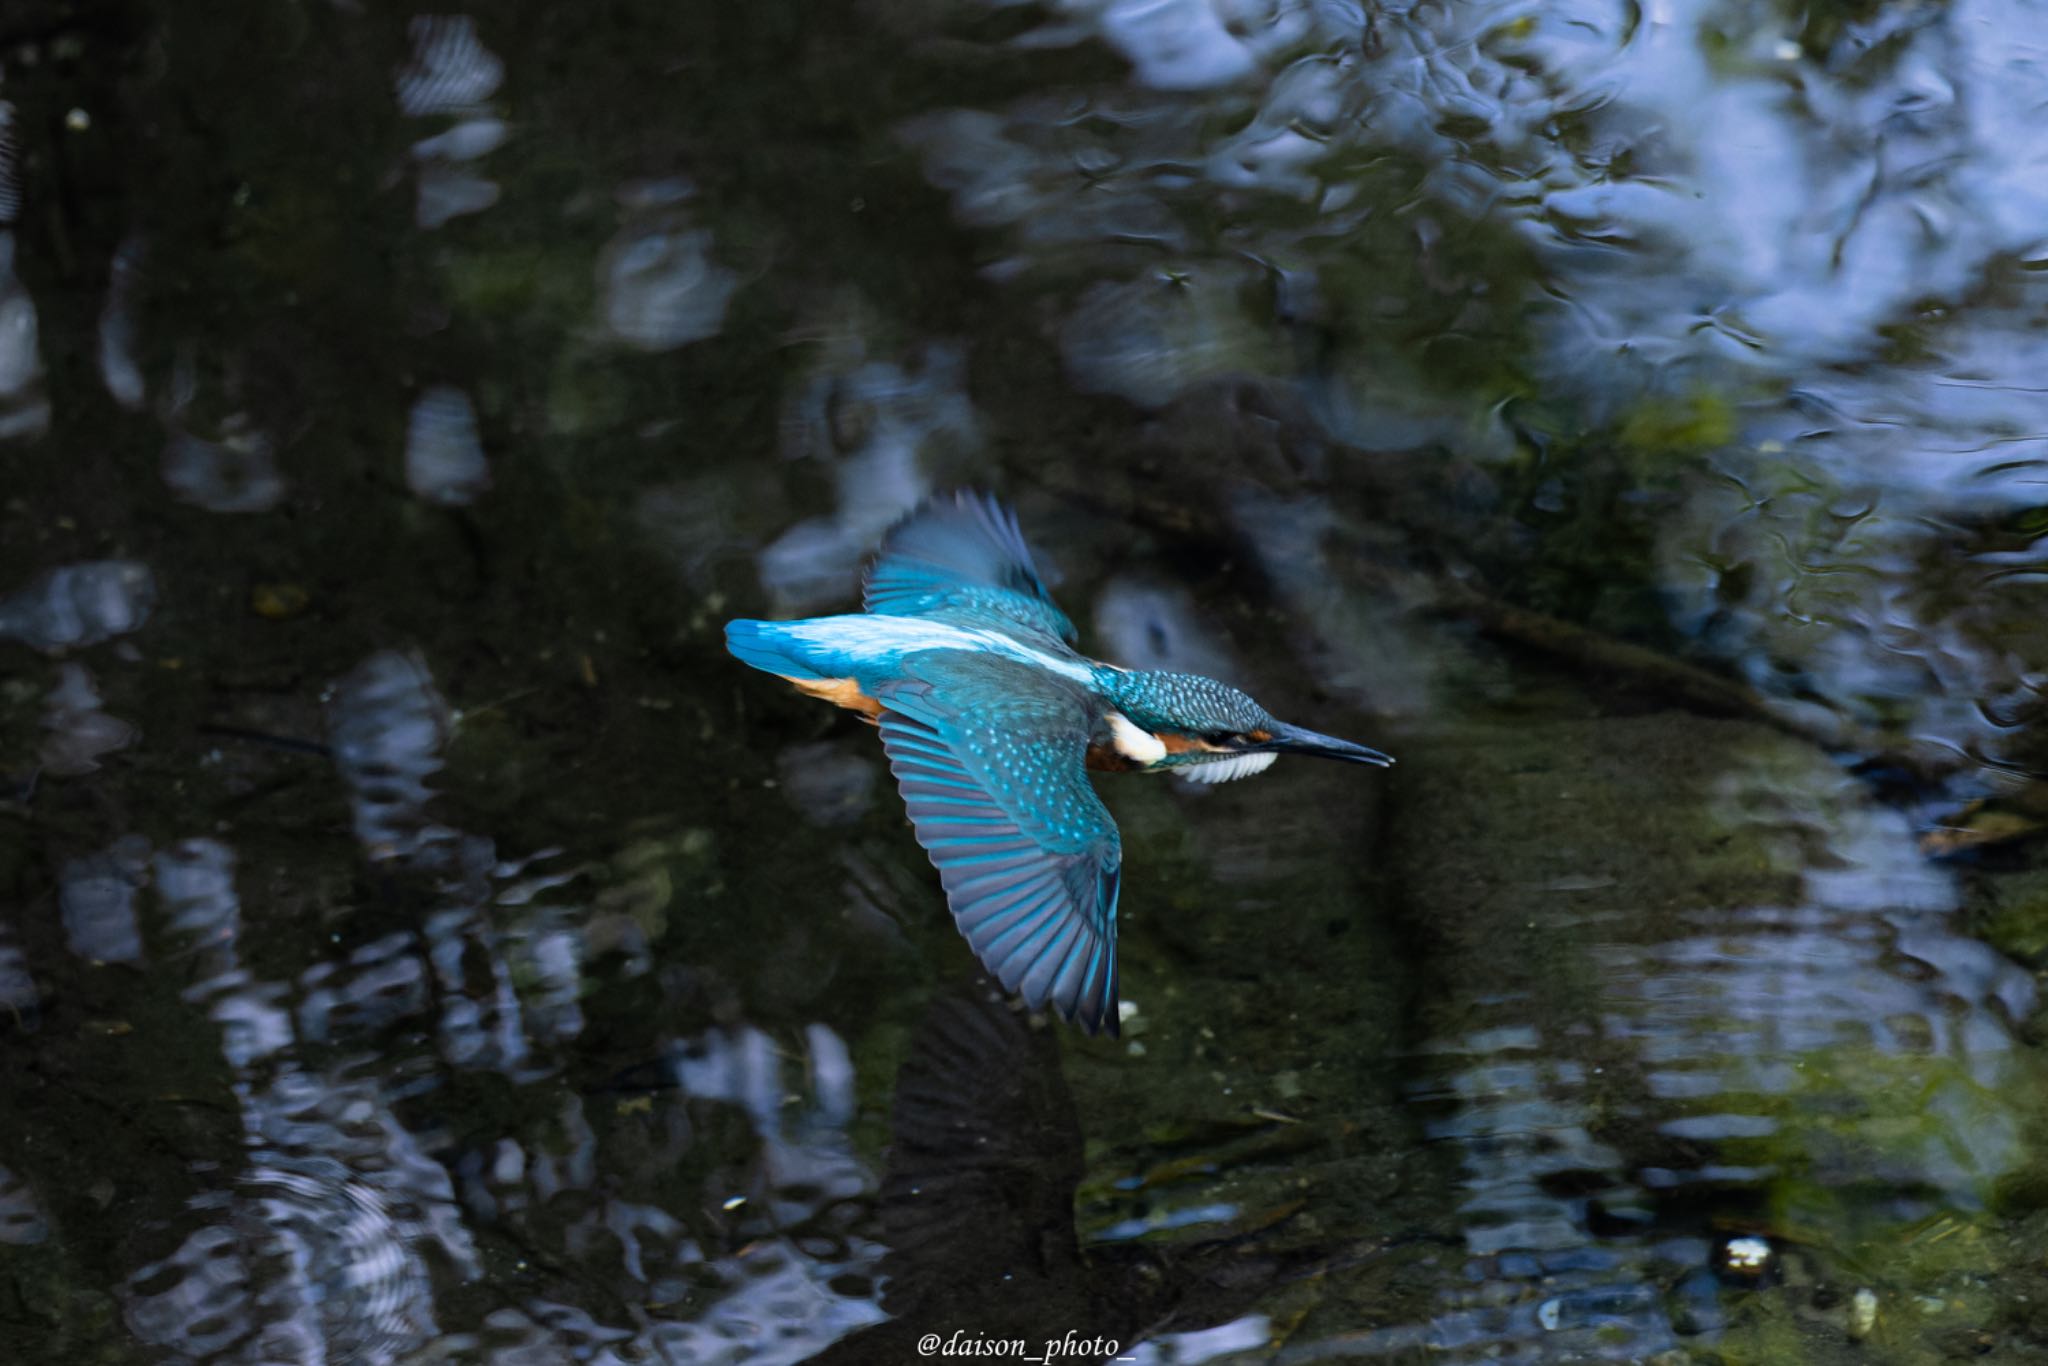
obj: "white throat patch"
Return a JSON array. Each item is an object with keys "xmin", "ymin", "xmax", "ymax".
[
  {"xmin": 1105, "ymin": 712, "xmax": 1168, "ymax": 766},
  {"xmin": 1178, "ymin": 751, "xmax": 1278, "ymax": 784}
]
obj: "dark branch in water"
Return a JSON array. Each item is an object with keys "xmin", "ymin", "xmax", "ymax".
[
  {"xmin": 196, "ymin": 724, "xmax": 333, "ymax": 759},
  {"xmin": 1416, "ymin": 571, "xmax": 1950, "ymax": 781}
]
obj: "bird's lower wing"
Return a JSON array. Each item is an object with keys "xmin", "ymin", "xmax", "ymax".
[
  {"xmin": 875, "ymin": 659, "xmax": 1121, "ymax": 1035},
  {"xmin": 878, "ymin": 987, "xmax": 1086, "ymax": 1312}
]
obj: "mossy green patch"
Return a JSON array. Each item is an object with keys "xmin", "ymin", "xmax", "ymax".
[{"xmin": 1620, "ymin": 388, "xmax": 1738, "ymax": 458}]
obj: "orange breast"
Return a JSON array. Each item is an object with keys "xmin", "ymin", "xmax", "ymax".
[{"xmin": 781, "ymin": 674, "xmax": 884, "ymax": 721}]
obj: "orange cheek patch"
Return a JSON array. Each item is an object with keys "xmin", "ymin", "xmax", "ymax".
[{"xmin": 781, "ymin": 675, "xmax": 885, "ymax": 720}]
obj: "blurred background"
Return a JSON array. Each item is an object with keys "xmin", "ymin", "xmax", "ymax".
[{"xmin": 4, "ymin": 0, "xmax": 2048, "ymax": 1361}]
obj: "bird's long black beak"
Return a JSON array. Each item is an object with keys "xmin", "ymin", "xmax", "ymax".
[{"xmin": 1256, "ymin": 720, "xmax": 1394, "ymax": 767}]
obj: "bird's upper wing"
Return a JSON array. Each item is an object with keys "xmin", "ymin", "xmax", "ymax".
[
  {"xmin": 874, "ymin": 653, "xmax": 1120, "ymax": 1035},
  {"xmin": 862, "ymin": 491, "xmax": 1078, "ymax": 648}
]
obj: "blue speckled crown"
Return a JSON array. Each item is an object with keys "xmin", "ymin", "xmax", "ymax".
[{"xmin": 1093, "ymin": 667, "xmax": 1273, "ymax": 736}]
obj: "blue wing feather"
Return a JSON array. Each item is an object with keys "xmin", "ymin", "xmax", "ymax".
[
  {"xmin": 875, "ymin": 654, "xmax": 1122, "ymax": 1036},
  {"xmin": 863, "ymin": 492, "xmax": 1078, "ymax": 648}
]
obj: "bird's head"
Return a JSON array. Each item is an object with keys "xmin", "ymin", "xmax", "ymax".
[{"xmin": 1096, "ymin": 670, "xmax": 1393, "ymax": 783}]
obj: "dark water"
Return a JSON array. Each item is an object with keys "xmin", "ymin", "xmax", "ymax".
[{"xmin": 5, "ymin": 1, "xmax": 2048, "ymax": 1362}]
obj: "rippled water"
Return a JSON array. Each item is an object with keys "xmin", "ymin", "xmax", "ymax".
[{"xmin": 5, "ymin": 1, "xmax": 2048, "ymax": 1362}]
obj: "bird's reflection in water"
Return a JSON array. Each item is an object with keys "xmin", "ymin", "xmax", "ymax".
[{"xmin": 812, "ymin": 985, "xmax": 1361, "ymax": 1366}]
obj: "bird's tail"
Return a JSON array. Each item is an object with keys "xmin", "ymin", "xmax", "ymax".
[{"xmin": 723, "ymin": 619, "xmax": 824, "ymax": 679}]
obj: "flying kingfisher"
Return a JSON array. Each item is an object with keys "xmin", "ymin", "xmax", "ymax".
[{"xmin": 726, "ymin": 492, "xmax": 1392, "ymax": 1037}]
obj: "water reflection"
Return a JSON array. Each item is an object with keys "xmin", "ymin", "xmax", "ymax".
[
  {"xmin": 404, "ymin": 386, "xmax": 492, "ymax": 508},
  {"xmin": 59, "ymin": 835, "xmax": 151, "ymax": 967},
  {"xmin": 39, "ymin": 662, "xmax": 136, "ymax": 776},
  {"xmin": 326, "ymin": 650, "xmax": 457, "ymax": 866},
  {"xmin": 0, "ymin": 97, "xmax": 20, "ymax": 225},
  {"xmin": 3, "ymin": 0, "xmax": 2048, "ymax": 1359},
  {"xmin": 396, "ymin": 16, "xmax": 506, "ymax": 119},
  {"xmin": 0, "ymin": 935, "xmax": 34, "ymax": 1031},
  {"xmin": 461, "ymin": 1024, "xmax": 883, "ymax": 1365},
  {"xmin": 759, "ymin": 328, "xmax": 978, "ymax": 612},
  {"xmin": 124, "ymin": 1069, "xmax": 479, "ymax": 1364},
  {"xmin": 598, "ymin": 180, "xmax": 740, "ymax": 353},
  {"xmin": 97, "ymin": 236, "xmax": 147, "ymax": 410},
  {"xmin": 0, "ymin": 233, "xmax": 47, "ymax": 442},
  {"xmin": 1378, "ymin": 721, "xmax": 2043, "ymax": 1359},
  {"xmin": 0, "ymin": 1163, "xmax": 48, "ymax": 1247},
  {"xmin": 0, "ymin": 561, "xmax": 155, "ymax": 654},
  {"xmin": 899, "ymin": 0, "xmax": 2048, "ymax": 772},
  {"xmin": 163, "ymin": 420, "xmax": 288, "ymax": 514},
  {"xmin": 813, "ymin": 985, "xmax": 1331, "ymax": 1366},
  {"xmin": 88, "ymin": 816, "xmax": 480, "ymax": 1362}
]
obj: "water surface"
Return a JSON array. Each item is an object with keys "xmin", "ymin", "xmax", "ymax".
[{"xmin": 5, "ymin": 1, "xmax": 2048, "ymax": 1362}]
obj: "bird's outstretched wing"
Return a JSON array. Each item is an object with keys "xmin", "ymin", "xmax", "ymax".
[
  {"xmin": 863, "ymin": 491, "xmax": 1078, "ymax": 648},
  {"xmin": 874, "ymin": 653, "xmax": 1120, "ymax": 1035}
]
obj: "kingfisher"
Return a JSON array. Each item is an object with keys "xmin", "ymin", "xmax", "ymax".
[{"xmin": 726, "ymin": 491, "xmax": 1392, "ymax": 1037}]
